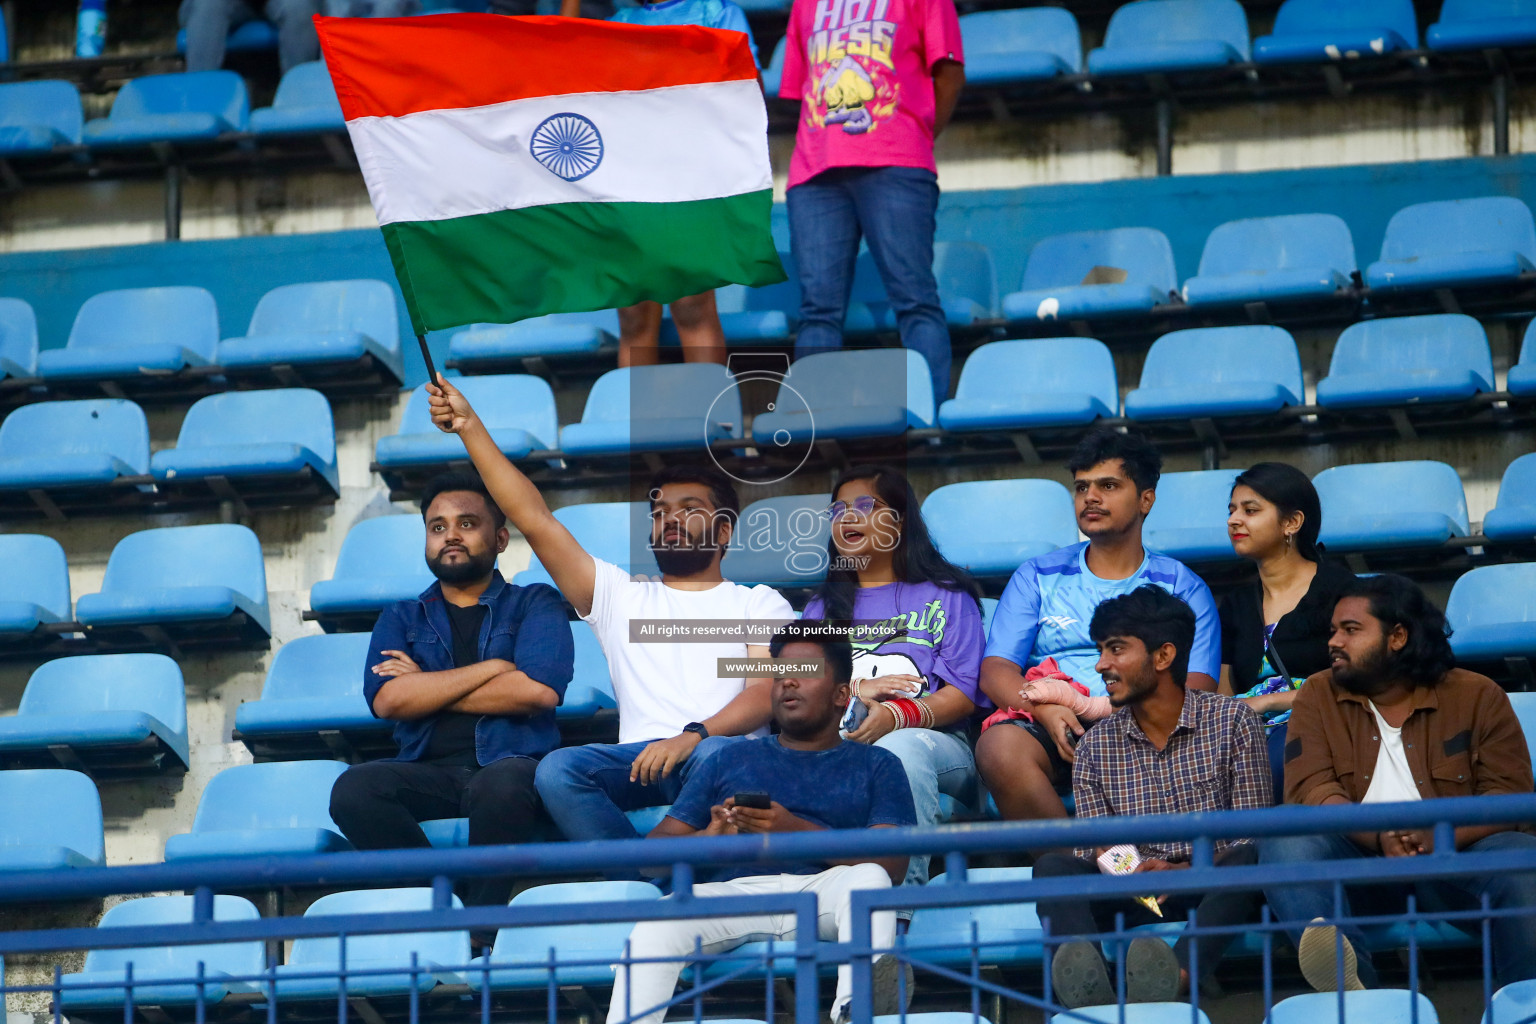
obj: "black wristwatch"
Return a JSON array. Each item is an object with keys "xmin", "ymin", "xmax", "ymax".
[{"xmin": 683, "ymin": 721, "xmax": 710, "ymax": 740}]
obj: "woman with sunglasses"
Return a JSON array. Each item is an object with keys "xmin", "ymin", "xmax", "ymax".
[
  {"xmin": 1221, "ymin": 462, "xmax": 1353, "ymax": 803},
  {"xmin": 802, "ymin": 465, "xmax": 988, "ymax": 887}
]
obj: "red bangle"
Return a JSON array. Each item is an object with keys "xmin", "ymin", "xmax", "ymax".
[{"xmin": 889, "ymin": 698, "xmax": 921, "ymax": 729}]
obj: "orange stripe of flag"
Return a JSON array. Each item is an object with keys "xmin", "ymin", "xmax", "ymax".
[{"xmin": 316, "ymin": 13, "xmax": 760, "ymax": 121}]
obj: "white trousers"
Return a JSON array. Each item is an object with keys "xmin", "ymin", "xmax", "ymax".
[{"xmin": 606, "ymin": 863, "xmax": 896, "ymax": 1024}]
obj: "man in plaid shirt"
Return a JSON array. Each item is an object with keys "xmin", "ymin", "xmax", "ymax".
[{"xmin": 1033, "ymin": 586, "xmax": 1271, "ymax": 1009}]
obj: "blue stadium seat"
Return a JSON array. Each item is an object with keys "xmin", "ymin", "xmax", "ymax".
[
  {"xmin": 751, "ymin": 349, "xmax": 934, "ymax": 447},
  {"xmin": 1180, "ymin": 214, "xmax": 1357, "ymax": 308},
  {"xmin": 1364, "ymin": 197, "xmax": 1536, "ymax": 293},
  {"xmin": 1126, "ymin": 326, "xmax": 1304, "ymax": 421},
  {"xmin": 37, "ymin": 286, "xmax": 219, "ymax": 382},
  {"xmin": 1429, "ymin": 0, "xmax": 1536, "ymax": 52},
  {"xmin": 960, "ymin": 8, "xmax": 1083, "ymax": 84},
  {"xmin": 59, "ymin": 895, "xmax": 264, "ymax": 1013},
  {"xmin": 0, "ymin": 768, "xmax": 104, "ymax": 869},
  {"xmin": 175, "ymin": 18, "xmax": 278, "ymax": 55},
  {"xmin": 0, "ymin": 534, "xmax": 70, "ymax": 639},
  {"xmin": 560, "ymin": 364, "xmax": 742, "ymax": 458},
  {"xmin": 1270, "ymin": 990, "xmax": 1439, "ymax": 1024},
  {"xmin": 846, "ymin": 243, "xmax": 998, "ymax": 332},
  {"xmin": 1487, "ymin": 977, "xmax": 1536, "ymax": 1024},
  {"xmin": 1508, "ymin": 692, "xmax": 1536, "ymax": 755},
  {"xmin": 308, "ymin": 515, "xmax": 435, "ymax": 627},
  {"xmin": 1446, "ymin": 563, "xmax": 1536, "ymax": 663},
  {"xmin": 1087, "ymin": 0, "xmax": 1250, "ymax": 75},
  {"xmin": 762, "ymin": 36, "xmax": 788, "ymax": 96},
  {"xmin": 624, "ymin": 805, "xmax": 670, "ymax": 836},
  {"xmin": 923, "ymin": 479, "xmax": 1078, "ymax": 577},
  {"xmin": 1313, "ymin": 460, "xmax": 1469, "ymax": 552},
  {"xmin": 163, "ymin": 760, "xmax": 353, "ymax": 861},
  {"xmin": 1144, "ymin": 469, "xmax": 1245, "ymax": 564},
  {"xmin": 448, "ymin": 309, "xmax": 619, "ymax": 368},
  {"xmin": 558, "ymin": 620, "xmax": 617, "ymax": 721},
  {"xmin": 468, "ymin": 881, "xmax": 662, "ymax": 990},
  {"xmin": 1484, "ymin": 453, "xmax": 1536, "ymax": 544},
  {"xmin": 713, "ymin": 253, "xmax": 800, "ymax": 345},
  {"xmin": 250, "ymin": 61, "xmax": 344, "ymax": 135},
  {"xmin": 420, "ymin": 818, "xmax": 468, "ymax": 848},
  {"xmin": 0, "ymin": 654, "xmax": 189, "ymax": 774},
  {"xmin": 83, "ymin": 71, "xmax": 249, "ymax": 147},
  {"xmin": 981, "ymin": 597, "xmax": 997, "ymax": 634},
  {"xmin": 1050, "ymin": 1008, "xmax": 1208, "ymax": 1024},
  {"xmin": 1254, "ymin": 0, "xmax": 1418, "ymax": 63},
  {"xmin": 906, "ymin": 868, "xmax": 1043, "ymax": 968},
  {"xmin": 515, "ymin": 502, "xmax": 660, "ymax": 588},
  {"xmin": 1315, "ymin": 314, "xmax": 1494, "ymax": 409},
  {"xmin": 74, "ymin": 523, "xmax": 272, "ymax": 643},
  {"xmin": 0, "ymin": 398, "xmax": 149, "ymax": 493},
  {"xmin": 1001, "ymin": 228, "xmax": 1178, "ymax": 323},
  {"xmin": 234, "ymin": 632, "xmax": 390, "ymax": 755},
  {"xmin": 1510, "ymin": 319, "xmax": 1536, "ymax": 397},
  {"xmin": 0, "ymin": 297, "xmax": 38, "ymax": 378},
  {"xmin": 722, "ymin": 494, "xmax": 831, "ymax": 588},
  {"xmin": 217, "ymin": 279, "xmax": 403, "ymax": 386},
  {"xmin": 275, "ymin": 888, "xmax": 469, "ymax": 999},
  {"xmin": 151, "ymin": 389, "xmax": 340, "ymax": 500},
  {"xmin": 376, "ymin": 375, "xmax": 557, "ymax": 477},
  {"xmin": 940, "ymin": 338, "xmax": 1118, "ymax": 432},
  {"xmin": 0, "ymin": 81, "xmax": 83, "ymax": 157}
]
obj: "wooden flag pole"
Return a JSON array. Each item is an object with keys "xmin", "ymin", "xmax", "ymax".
[{"xmin": 416, "ymin": 334, "xmax": 439, "ymax": 386}]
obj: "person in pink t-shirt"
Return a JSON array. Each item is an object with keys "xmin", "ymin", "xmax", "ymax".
[{"xmin": 777, "ymin": 0, "xmax": 964, "ymax": 402}]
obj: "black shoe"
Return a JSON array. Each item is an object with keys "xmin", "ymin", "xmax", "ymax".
[
  {"xmin": 1052, "ymin": 940, "xmax": 1113, "ymax": 1010},
  {"xmin": 1124, "ymin": 937, "xmax": 1180, "ymax": 1003}
]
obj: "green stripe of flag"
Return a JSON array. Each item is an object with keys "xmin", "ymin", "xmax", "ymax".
[{"xmin": 382, "ymin": 190, "xmax": 785, "ymax": 334}]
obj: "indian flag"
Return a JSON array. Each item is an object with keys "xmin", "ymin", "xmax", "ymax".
[{"xmin": 315, "ymin": 14, "xmax": 785, "ymax": 335}]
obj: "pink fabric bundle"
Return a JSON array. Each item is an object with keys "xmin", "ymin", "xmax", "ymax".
[{"xmin": 979, "ymin": 657, "xmax": 1113, "ymax": 733}]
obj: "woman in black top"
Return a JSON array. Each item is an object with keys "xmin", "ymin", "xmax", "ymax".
[{"xmin": 1219, "ymin": 462, "xmax": 1354, "ymax": 803}]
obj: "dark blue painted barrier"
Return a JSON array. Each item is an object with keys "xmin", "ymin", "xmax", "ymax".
[{"xmin": 2, "ymin": 794, "xmax": 1535, "ymax": 1024}]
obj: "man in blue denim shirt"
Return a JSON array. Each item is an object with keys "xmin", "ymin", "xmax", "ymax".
[{"xmin": 329, "ymin": 471, "xmax": 574, "ymax": 906}]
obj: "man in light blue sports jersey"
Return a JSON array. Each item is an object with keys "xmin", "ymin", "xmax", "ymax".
[
  {"xmin": 975, "ymin": 429, "xmax": 1221, "ymax": 823},
  {"xmin": 596, "ymin": 0, "xmax": 760, "ymax": 368}
]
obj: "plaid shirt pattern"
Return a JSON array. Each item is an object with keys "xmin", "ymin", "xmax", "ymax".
[{"xmin": 1072, "ymin": 688, "xmax": 1273, "ymax": 861}]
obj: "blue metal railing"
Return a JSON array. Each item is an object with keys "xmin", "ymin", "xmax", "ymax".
[{"xmin": 5, "ymin": 794, "xmax": 1536, "ymax": 1024}]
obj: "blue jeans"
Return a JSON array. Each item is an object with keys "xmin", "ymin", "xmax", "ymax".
[
  {"xmin": 325, "ymin": 0, "xmax": 421, "ymax": 14},
  {"xmin": 1260, "ymin": 829, "xmax": 1536, "ymax": 987},
  {"xmin": 787, "ymin": 166, "xmax": 951, "ymax": 402},
  {"xmin": 179, "ymin": 0, "xmax": 321, "ymax": 73},
  {"xmin": 875, "ymin": 728, "xmax": 976, "ymax": 887},
  {"xmin": 535, "ymin": 737, "xmax": 735, "ymax": 844}
]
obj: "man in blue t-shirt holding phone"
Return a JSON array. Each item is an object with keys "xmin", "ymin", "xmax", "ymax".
[{"xmin": 607, "ymin": 622, "xmax": 917, "ymax": 1024}]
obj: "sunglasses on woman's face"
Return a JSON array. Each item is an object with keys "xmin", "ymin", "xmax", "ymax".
[{"xmin": 827, "ymin": 495, "xmax": 881, "ymax": 520}]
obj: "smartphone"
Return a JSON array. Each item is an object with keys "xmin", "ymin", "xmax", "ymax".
[{"xmin": 733, "ymin": 791, "xmax": 771, "ymax": 809}]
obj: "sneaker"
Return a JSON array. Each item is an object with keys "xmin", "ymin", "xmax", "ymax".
[
  {"xmin": 1298, "ymin": 918, "xmax": 1366, "ymax": 992},
  {"xmin": 1051, "ymin": 940, "xmax": 1113, "ymax": 1010},
  {"xmin": 1125, "ymin": 937, "xmax": 1181, "ymax": 1004},
  {"xmin": 870, "ymin": 953, "xmax": 915, "ymax": 1016},
  {"xmin": 829, "ymin": 957, "xmax": 913, "ymax": 1024}
]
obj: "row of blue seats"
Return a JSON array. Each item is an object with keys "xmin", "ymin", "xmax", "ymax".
[
  {"xmin": 923, "ymin": 0, "xmax": 1536, "ymax": 88},
  {"xmin": 449, "ymin": 199, "xmax": 1536, "ymax": 369},
  {"xmin": 0, "ymin": 65, "xmax": 342, "ymax": 160},
  {"xmin": 0, "ymin": 445, "xmax": 1528, "ymax": 659},
  {"xmin": 0, "ymin": 279, "xmax": 401, "ymax": 389},
  {"xmin": 419, "ymin": 316, "xmax": 1535, "ymax": 479},
  {"xmin": 0, "ymin": 390, "xmax": 339, "ymax": 514}
]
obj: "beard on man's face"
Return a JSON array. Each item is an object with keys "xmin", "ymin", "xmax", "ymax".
[
  {"xmin": 1331, "ymin": 637, "xmax": 1394, "ymax": 696},
  {"xmin": 1104, "ymin": 661, "xmax": 1158, "ymax": 707},
  {"xmin": 651, "ymin": 521, "xmax": 721, "ymax": 575},
  {"xmin": 427, "ymin": 546, "xmax": 498, "ymax": 585}
]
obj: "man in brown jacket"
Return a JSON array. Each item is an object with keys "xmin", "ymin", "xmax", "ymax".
[{"xmin": 1260, "ymin": 574, "xmax": 1536, "ymax": 992}]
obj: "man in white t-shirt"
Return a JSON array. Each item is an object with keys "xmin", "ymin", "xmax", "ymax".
[{"xmin": 426, "ymin": 377, "xmax": 794, "ymax": 844}]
